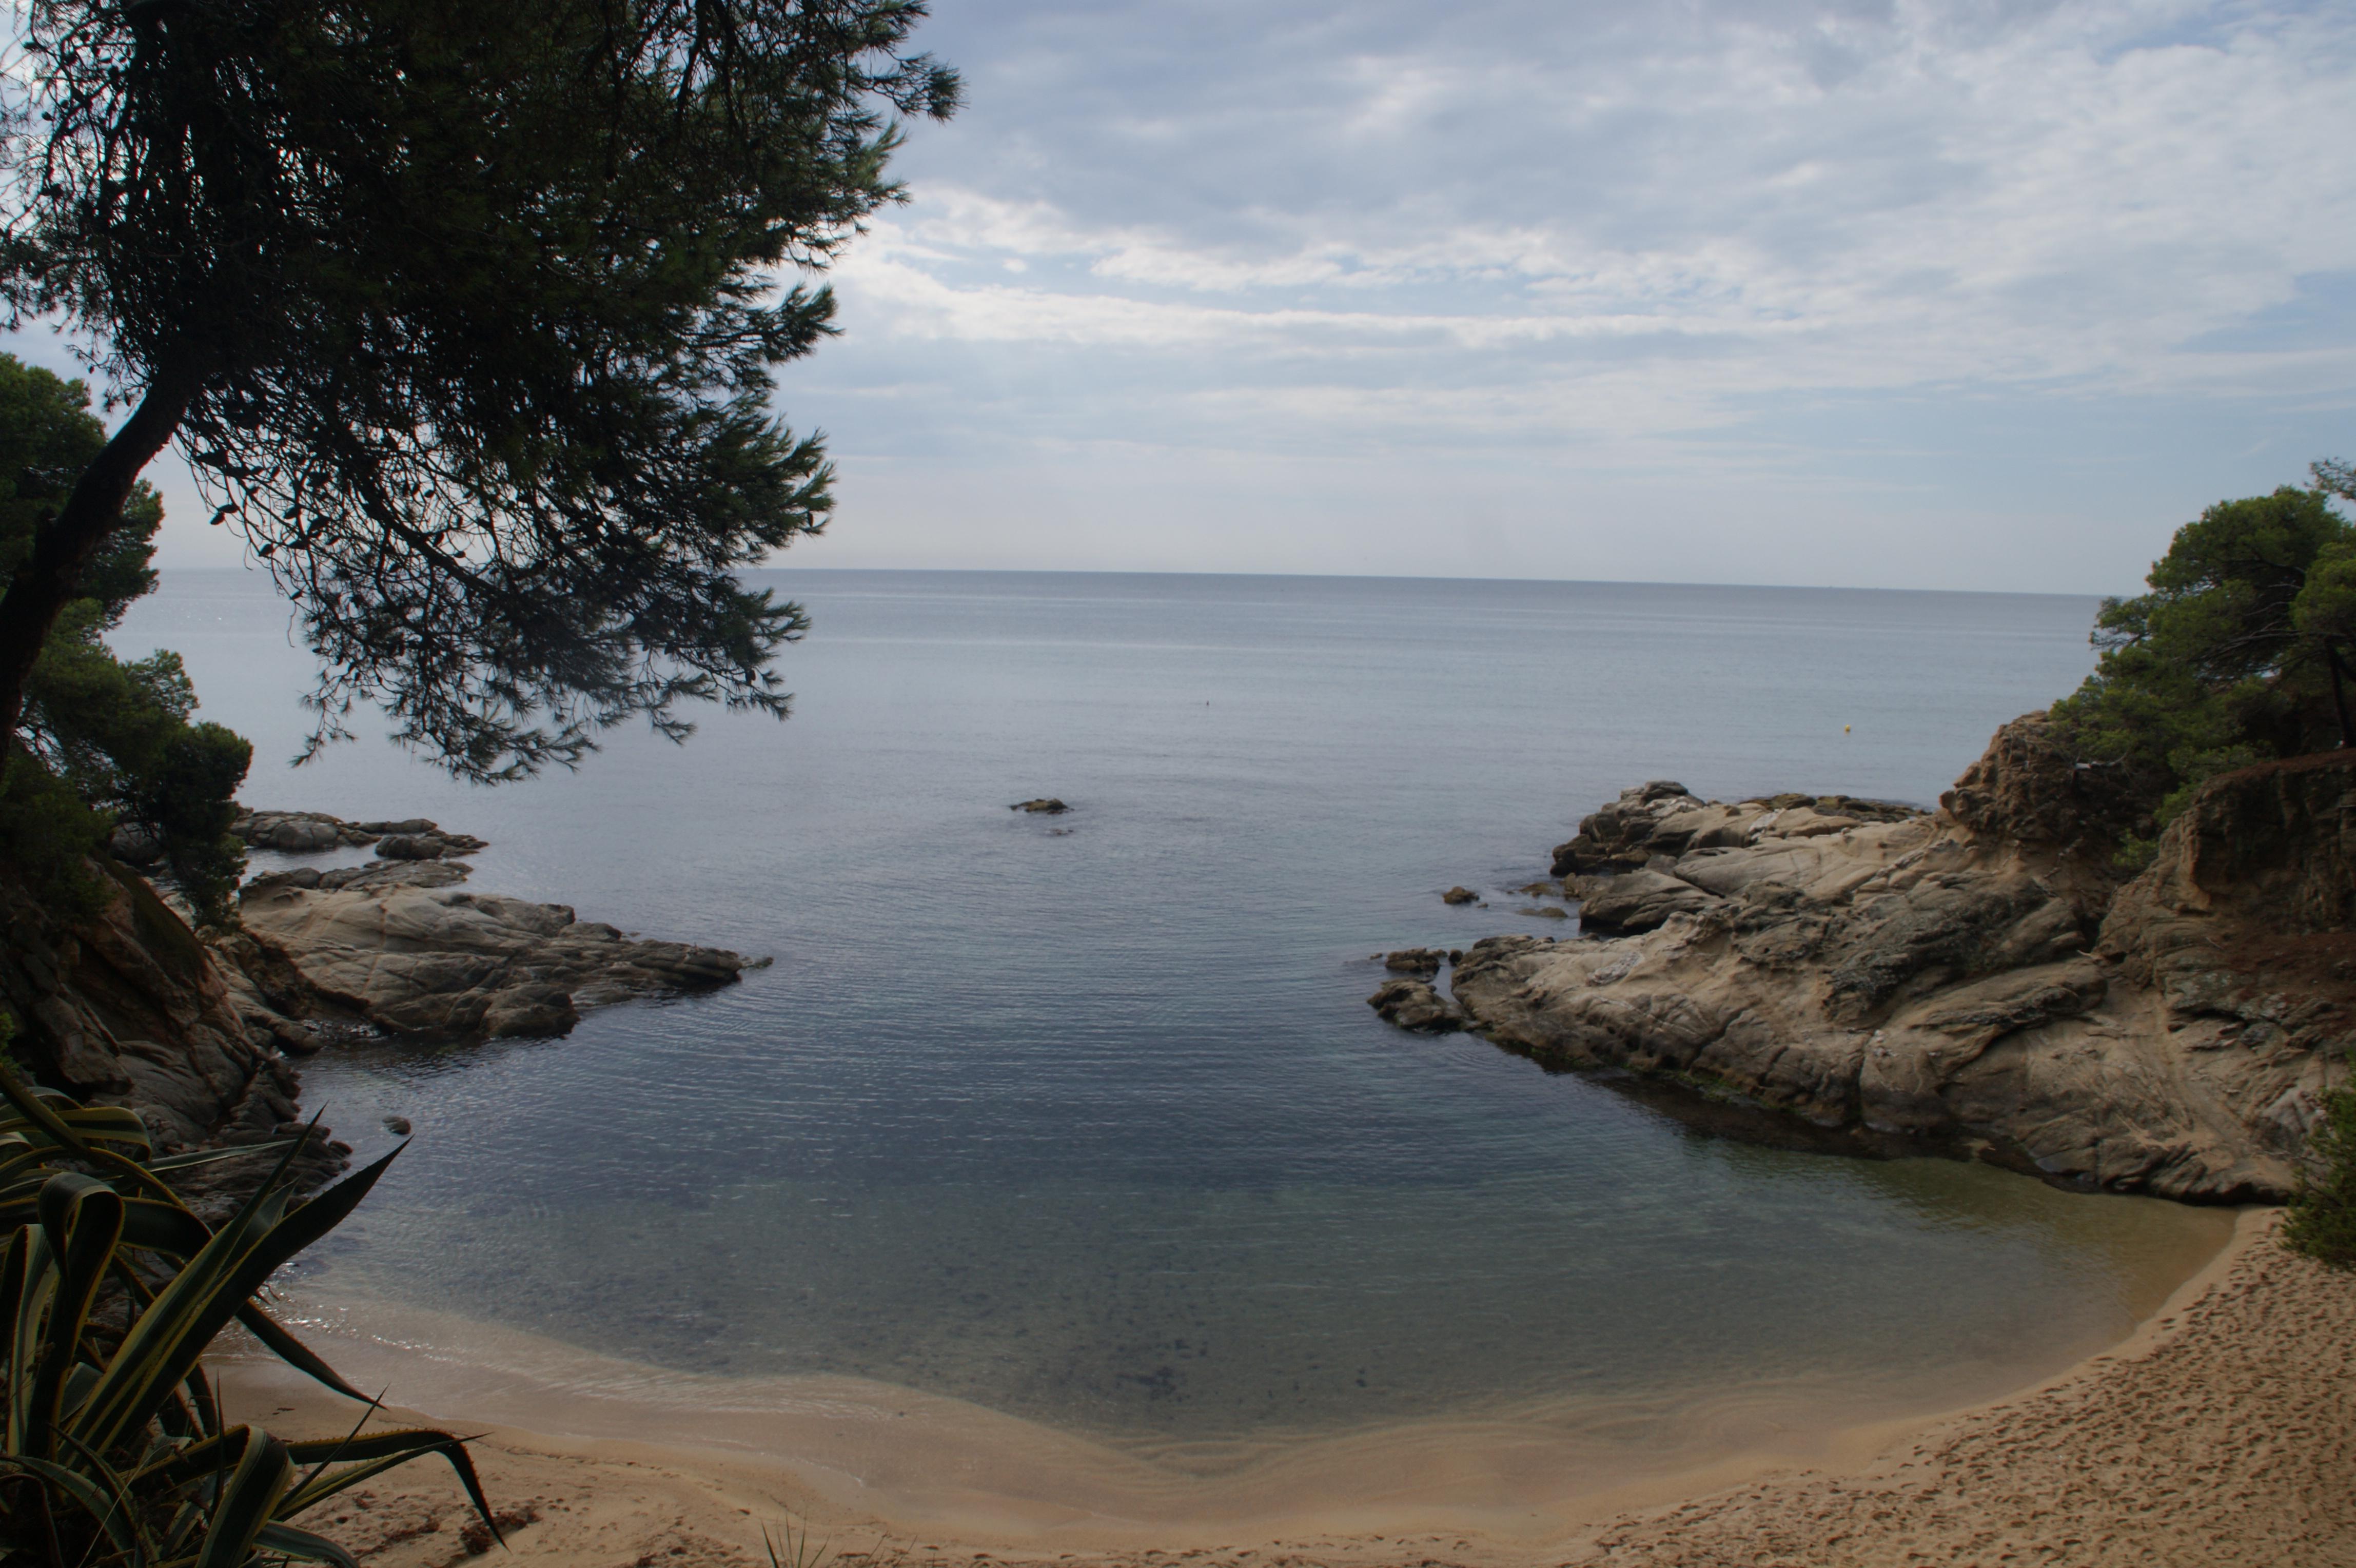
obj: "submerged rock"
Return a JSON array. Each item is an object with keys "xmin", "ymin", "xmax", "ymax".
[
  {"xmin": 1012, "ymin": 798, "xmax": 1070, "ymax": 814},
  {"xmin": 1442, "ymin": 886, "xmax": 1479, "ymax": 905}
]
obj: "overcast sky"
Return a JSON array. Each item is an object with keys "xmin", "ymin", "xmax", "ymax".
[{"xmin": 52, "ymin": 0, "xmax": 2356, "ymax": 593}]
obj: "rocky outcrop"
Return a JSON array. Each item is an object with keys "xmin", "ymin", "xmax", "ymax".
[
  {"xmin": 1575, "ymin": 868, "xmax": 1720, "ymax": 933},
  {"xmin": 0, "ymin": 858, "xmax": 318, "ymax": 1153},
  {"xmin": 231, "ymin": 809, "xmax": 484, "ymax": 860},
  {"xmin": 234, "ymin": 860, "xmax": 751, "ymax": 1042},
  {"xmin": 1550, "ymin": 781, "xmax": 1923, "ymax": 877},
  {"xmin": 1368, "ymin": 978, "xmax": 1461, "ymax": 1032},
  {"xmin": 4, "ymin": 807, "xmax": 754, "ymax": 1164},
  {"xmin": 1386, "ymin": 716, "xmax": 2355, "ymax": 1203}
]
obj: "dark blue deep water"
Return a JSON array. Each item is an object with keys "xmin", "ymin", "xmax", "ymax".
[{"xmin": 121, "ymin": 570, "xmax": 2229, "ymax": 1460}]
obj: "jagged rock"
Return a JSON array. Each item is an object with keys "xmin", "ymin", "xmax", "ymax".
[
  {"xmin": 1442, "ymin": 886, "xmax": 1479, "ymax": 905},
  {"xmin": 1011, "ymin": 798, "xmax": 1069, "ymax": 814},
  {"xmin": 1383, "ymin": 948, "xmax": 1446, "ymax": 977},
  {"xmin": 1577, "ymin": 869, "xmax": 1721, "ymax": 933},
  {"xmin": 1398, "ymin": 718, "xmax": 2356, "ymax": 1203},
  {"xmin": 237, "ymin": 878, "xmax": 748, "ymax": 1041},
  {"xmin": 231, "ymin": 810, "xmax": 381, "ymax": 853},
  {"xmin": 231, "ymin": 809, "xmax": 490, "ymax": 860},
  {"xmin": 1550, "ymin": 782, "xmax": 1926, "ymax": 877},
  {"xmin": 1368, "ymin": 978, "xmax": 1461, "ymax": 1032},
  {"xmin": 0, "ymin": 858, "xmax": 309, "ymax": 1152},
  {"xmin": 374, "ymin": 830, "xmax": 487, "ymax": 861},
  {"xmin": 242, "ymin": 860, "xmax": 470, "ymax": 898}
]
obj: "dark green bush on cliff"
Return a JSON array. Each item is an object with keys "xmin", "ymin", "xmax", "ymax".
[
  {"xmin": 2050, "ymin": 480, "xmax": 2356, "ymax": 859},
  {"xmin": 2283, "ymin": 1087, "xmax": 2356, "ymax": 1271},
  {"xmin": 0, "ymin": 355, "xmax": 248, "ymax": 924}
]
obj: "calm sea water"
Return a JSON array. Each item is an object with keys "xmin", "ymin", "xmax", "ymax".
[{"xmin": 122, "ymin": 570, "xmax": 2226, "ymax": 1469}]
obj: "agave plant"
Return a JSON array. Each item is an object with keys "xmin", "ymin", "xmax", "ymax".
[{"xmin": 0, "ymin": 1060, "xmax": 492, "ymax": 1566}]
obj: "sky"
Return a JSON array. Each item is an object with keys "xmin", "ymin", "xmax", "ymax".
[{"xmin": 25, "ymin": 0, "xmax": 2356, "ymax": 593}]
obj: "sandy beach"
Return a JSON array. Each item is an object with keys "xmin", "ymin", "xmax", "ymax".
[{"xmin": 217, "ymin": 1206, "xmax": 2353, "ymax": 1568}]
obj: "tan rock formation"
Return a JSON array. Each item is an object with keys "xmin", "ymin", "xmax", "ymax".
[
  {"xmin": 1419, "ymin": 717, "xmax": 2354, "ymax": 1202},
  {"xmin": 0, "ymin": 858, "xmax": 307, "ymax": 1151},
  {"xmin": 234, "ymin": 864, "xmax": 749, "ymax": 1042}
]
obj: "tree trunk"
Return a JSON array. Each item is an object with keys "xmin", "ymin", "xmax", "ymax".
[
  {"xmin": 2330, "ymin": 642, "xmax": 2355, "ymax": 751},
  {"xmin": 0, "ymin": 367, "xmax": 198, "ymax": 741}
]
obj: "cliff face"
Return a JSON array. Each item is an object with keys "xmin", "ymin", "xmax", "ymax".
[
  {"xmin": 0, "ymin": 858, "xmax": 304, "ymax": 1150},
  {"xmin": 1430, "ymin": 718, "xmax": 2353, "ymax": 1202}
]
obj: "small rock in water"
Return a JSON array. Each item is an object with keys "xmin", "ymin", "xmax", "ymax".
[
  {"xmin": 1383, "ymin": 948, "xmax": 1446, "ymax": 977},
  {"xmin": 1012, "ymin": 798, "xmax": 1070, "ymax": 814},
  {"xmin": 1442, "ymin": 886, "xmax": 1478, "ymax": 905},
  {"xmin": 1368, "ymin": 978, "xmax": 1461, "ymax": 1033},
  {"xmin": 383, "ymin": 1115, "xmax": 413, "ymax": 1136},
  {"xmin": 1518, "ymin": 905, "xmax": 1570, "ymax": 919}
]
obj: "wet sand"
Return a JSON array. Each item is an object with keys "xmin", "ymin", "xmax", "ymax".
[{"xmin": 214, "ymin": 1206, "xmax": 2354, "ymax": 1566}]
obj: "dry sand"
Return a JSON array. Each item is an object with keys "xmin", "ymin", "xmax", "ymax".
[{"xmin": 225, "ymin": 1208, "xmax": 2353, "ymax": 1568}]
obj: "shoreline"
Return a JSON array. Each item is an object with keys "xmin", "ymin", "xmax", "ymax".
[{"xmin": 210, "ymin": 1207, "xmax": 2344, "ymax": 1567}]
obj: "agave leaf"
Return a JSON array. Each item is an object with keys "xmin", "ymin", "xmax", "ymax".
[
  {"xmin": 0, "ymin": 1144, "xmax": 53, "ymax": 1185},
  {"xmin": 233, "ymin": 1303, "xmax": 378, "ymax": 1405},
  {"xmin": 192, "ymin": 1428, "xmax": 294, "ymax": 1568},
  {"xmin": 119, "ymin": 1199, "xmax": 215, "ymax": 1260},
  {"xmin": 5, "ymin": 1223, "xmax": 56, "ymax": 1454},
  {"xmin": 45, "ymin": 1105, "xmax": 155, "ymax": 1150},
  {"xmin": 53, "ymin": 1422, "xmax": 160, "ymax": 1566},
  {"xmin": 146, "ymin": 1139, "xmax": 302, "ymax": 1175},
  {"xmin": 32, "ymin": 1175, "xmax": 127, "ymax": 1457},
  {"xmin": 254, "ymin": 1519, "xmax": 361, "ymax": 1567},
  {"xmin": 70, "ymin": 1148, "xmax": 399, "ymax": 1456},
  {"xmin": 279, "ymin": 1429, "xmax": 499, "ymax": 1544},
  {"xmin": 0, "ymin": 1060, "xmax": 100, "ymax": 1157},
  {"xmin": 0, "ymin": 1450, "xmax": 145, "ymax": 1562}
]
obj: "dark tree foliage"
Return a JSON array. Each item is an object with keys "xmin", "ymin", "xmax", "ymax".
[
  {"xmin": 0, "ymin": 353, "xmax": 249, "ymax": 923},
  {"xmin": 2049, "ymin": 484, "xmax": 2356, "ymax": 854},
  {"xmin": 0, "ymin": 1, "xmax": 957, "ymax": 780}
]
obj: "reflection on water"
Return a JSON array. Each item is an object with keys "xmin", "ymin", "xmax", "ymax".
[{"xmin": 128, "ymin": 570, "xmax": 2236, "ymax": 1467}]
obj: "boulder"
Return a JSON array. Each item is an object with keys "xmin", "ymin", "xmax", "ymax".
[
  {"xmin": 237, "ymin": 878, "xmax": 749, "ymax": 1042},
  {"xmin": 1367, "ymin": 978, "xmax": 1461, "ymax": 1033},
  {"xmin": 1442, "ymin": 886, "xmax": 1479, "ymax": 905},
  {"xmin": 374, "ymin": 830, "xmax": 487, "ymax": 861},
  {"xmin": 1383, "ymin": 948, "xmax": 1446, "ymax": 977},
  {"xmin": 231, "ymin": 810, "xmax": 380, "ymax": 853},
  {"xmin": 1011, "ymin": 798, "xmax": 1069, "ymax": 814}
]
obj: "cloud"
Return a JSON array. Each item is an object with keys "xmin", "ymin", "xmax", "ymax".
[
  {"xmin": 820, "ymin": 0, "xmax": 2346, "ymax": 428},
  {"xmin": 122, "ymin": 2, "xmax": 2356, "ymax": 586}
]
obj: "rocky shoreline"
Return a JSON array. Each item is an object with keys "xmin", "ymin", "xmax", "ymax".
[
  {"xmin": 1370, "ymin": 714, "xmax": 2353, "ymax": 1203},
  {"xmin": 0, "ymin": 807, "xmax": 754, "ymax": 1169}
]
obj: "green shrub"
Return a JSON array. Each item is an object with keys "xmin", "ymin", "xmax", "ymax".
[
  {"xmin": 0, "ymin": 1062, "xmax": 491, "ymax": 1564},
  {"xmin": 2283, "ymin": 1086, "xmax": 2356, "ymax": 1271}
]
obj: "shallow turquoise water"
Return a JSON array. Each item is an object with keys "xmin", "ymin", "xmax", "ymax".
[{"xmin": 123, "ymin": 570, "xmax": 2228, "ymax": 1452}]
